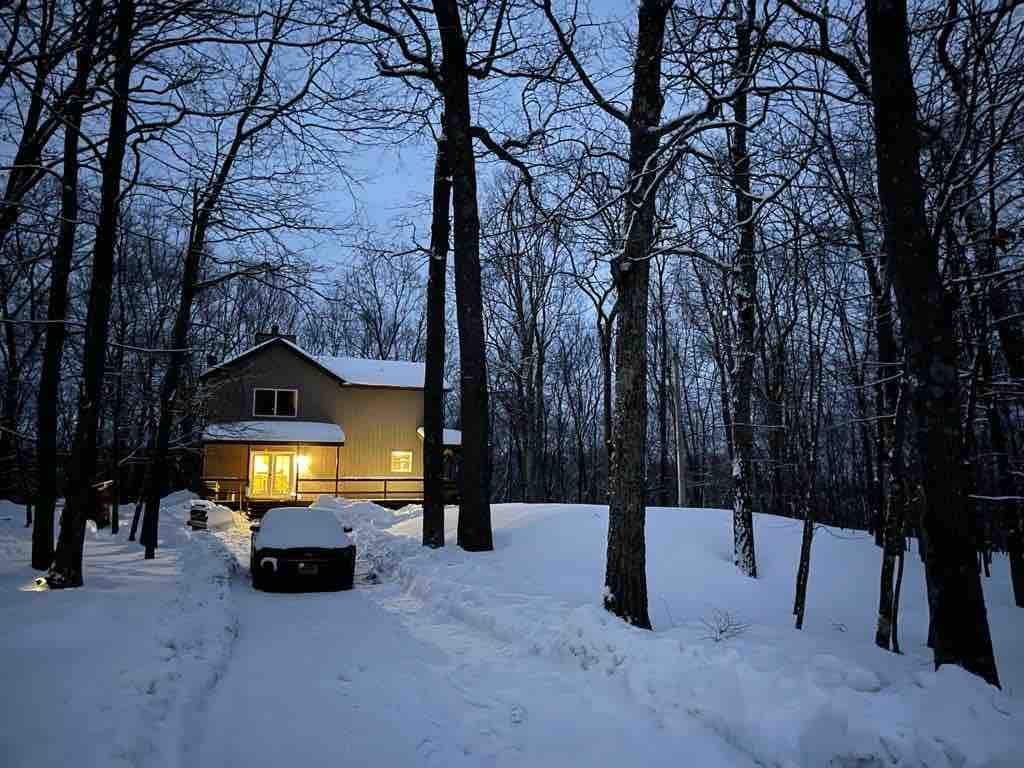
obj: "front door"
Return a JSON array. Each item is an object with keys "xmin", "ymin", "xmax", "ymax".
[{"xmin": 250, "ymin": 452, "xmax": 294, "ymax": 498}]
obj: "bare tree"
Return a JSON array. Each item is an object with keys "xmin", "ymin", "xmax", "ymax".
[
  {"xmin": 864, "ymin": 0, "xmax": 999, "ymax": 686},
  {"xmin": 33, "ymin": 0, "xmax": 105, "ymax": 570},
  {"xmin": 50, "ymin": 0, "xmax": 136, "ymax": 587}
]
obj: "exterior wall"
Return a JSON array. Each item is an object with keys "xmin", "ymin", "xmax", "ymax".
[
  {"xmin": 332, "ymin": 386, "xmax": 425, "ymax": 478},
  {"xmin": 203, "ymin": 343, "xmax": 342, "ymax": 424},
  {"xmin": 203, "ymin": 442, "xmax": 248, "ymax": 479}
]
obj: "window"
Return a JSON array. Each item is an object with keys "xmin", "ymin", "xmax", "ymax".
[
  {"xmin": 253, "ymin": 388, "xmax": 297, "ymax": 417},
  {"xmin": 390, "ymin": 450, "xmax": 413, "ymax": 473}
]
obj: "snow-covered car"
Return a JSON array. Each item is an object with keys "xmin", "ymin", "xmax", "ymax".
[{"xmin": 249, "ymin": 506, "xmax": 356, "ymax": 592}]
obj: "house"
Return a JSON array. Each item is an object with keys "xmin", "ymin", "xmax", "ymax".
[{"xmin": 198, "ymin": 330, "xmax": 460, "ymax": 513}]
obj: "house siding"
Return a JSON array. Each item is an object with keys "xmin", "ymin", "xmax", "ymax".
[{"xmin": 333, "ymin": 387, "xmax": 424, "ymax": 478}]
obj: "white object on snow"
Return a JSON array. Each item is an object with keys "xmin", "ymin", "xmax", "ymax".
[
  {"xmin": 202, "ymin": 420, "xmax": 345, "ymax": 444},
  {"xmin": 415, "ymin": 426, "xmax": 462, "ymax": 446},
  {"xmin": 254, "ymin": 506, "xmax": 352, "ymax": 550}
]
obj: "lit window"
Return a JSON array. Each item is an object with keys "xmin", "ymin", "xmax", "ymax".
[
  {"xmin": 390, "ymin": 450, "xmax": 413, "ymax": 473},
  {"xmin": 253, "ymin": 388, "xmax": 297, "ymax": 417}
]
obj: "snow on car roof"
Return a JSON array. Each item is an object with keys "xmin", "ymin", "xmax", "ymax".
[
  {"xmin": 203, "ymin": 421, "xmax": 345, "ymax": 444},
  {"xmin": 415, "ymin": 427, "xmax": 462, "ymax": 446},
  {"xmin": 256, "ymin": 506, "xmax": 352, "ymax": 549}
]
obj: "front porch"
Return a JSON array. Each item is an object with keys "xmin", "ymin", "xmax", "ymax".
[{"xmin": 200, "ymin": 421, "xmax": 460, "ymax": 515}]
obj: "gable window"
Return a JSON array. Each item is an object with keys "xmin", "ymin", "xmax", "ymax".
[
  {"xmin": 253, "ymin": 388, "xmax": 297, "ymax": 417},
  {"xmin": 390, "ymin": 450, "xmax": 413, "ymax": 473}
]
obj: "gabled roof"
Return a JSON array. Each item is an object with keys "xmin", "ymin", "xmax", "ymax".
[{"xmin": 200, "ymin": 336, "xmax": 427, "ymax": 390}]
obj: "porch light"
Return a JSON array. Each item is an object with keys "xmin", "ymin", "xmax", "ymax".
[
  {"xmin": 296, "ymin": 454, "xmax": 311, "ymax": 474},
  {"xmin": 254, "ymin": 455, "xmax": 269, "ymax": 472}
]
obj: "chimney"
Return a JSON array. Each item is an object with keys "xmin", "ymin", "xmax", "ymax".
[{"xmin": 254, "ymin": 324, "xmax": 298, "ymax": 347}]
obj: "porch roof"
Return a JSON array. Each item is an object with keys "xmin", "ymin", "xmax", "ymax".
[{"xmin": 203, "ymin": 420, "xmax": 346, "ymax": 444}]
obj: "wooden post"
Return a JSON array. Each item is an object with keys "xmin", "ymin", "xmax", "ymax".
[{"xmin": 245, "ymin": 443, "xmax": 251, "ymax": 514}]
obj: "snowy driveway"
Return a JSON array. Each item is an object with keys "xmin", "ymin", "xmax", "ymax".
[{"xmin": 196, "ymin": 524, "xmax": 754, "ymax": 768}]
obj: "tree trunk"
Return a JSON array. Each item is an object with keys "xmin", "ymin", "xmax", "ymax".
[
  {"xmin": 866, "ymin": 0, "xmax": 999, "ymax": 686},
  {"xmin": 671, "ymin": 350, "xmax": 687, "ymax": 507},
  {"xmin": 765, "ymin": 344, "xmax": 786, "ymax": 518},
  {"xmin": 50, "ymin": 0, "xmax": 135, "ymax": 587},
  {"xmin": 864, "ymin": 252, "xmax": 899, "ymax": 547},
  {"xmin": 603, "ymin": 0, "xmax": 673, "ymax": 630},
  {"xmin": 657, "ymin": 291, "xmax": 669, "ymax": 505},
  {"xmin": 422, "ymin": 135, "xmax": 451, "ymax": 549},
  {"xmin": 141, "ymin": 208, "xmax": 204, "ymax": 559},
  {"xmin": 600, "ymin": 327, "xmax": 613, "ymax": 494},
  {"xmin": 876, "ymin": 379, "xmax": 907, "ymax": 650},
  {"xmin": 891, "ymin": 546, "xmax": 906, "ymax": 654},
  {"xmin": 32, "ymin": 0, "xmax": 103, "ymax": 570},
  {"xmin": 531, "ymin": 339, "xmax": 547, "ymax": 502},
  {"xmin": 110, "ymin": 346, "xmax": 124, "ymax": 536},
  {"xmin": 576, "ymin": 431, "xmax": 586, "ymax": 503},
  {"xmin": 793, "ymin": 479, "xmax": 814, "ymax": 630},
  {"xmin": 433, "ymin": 0, "xmax": 492, "ymax": 552},
  {"xmin": 729, "ymin": 0, "xmax": 758, "ymax": 579}
]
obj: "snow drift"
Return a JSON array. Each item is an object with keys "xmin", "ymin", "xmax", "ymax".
[{"xmin": 324, "ymin": 499, "xmax": 1023, "ymax": 768}]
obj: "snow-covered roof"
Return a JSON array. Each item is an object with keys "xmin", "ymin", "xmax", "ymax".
[
  {"xmin": 255, "ymin": 506, "xmax": 352, "ymax": 549},
  {"xmin": 415, "ymin": 427, "xmax": 462, "ymax": 446},
  {"xmin": 203, "ymin": 420, "xmax": 345, "ymax": 444},
  {"xmin": 201, "ymin": 336, "xmax": 430, "ymax": 389},
  {"xmin": 317, "ymin": 356, "xmax": 426, "ymax": 389}
]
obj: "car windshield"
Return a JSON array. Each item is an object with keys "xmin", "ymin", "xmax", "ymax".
[{"xmin": 257, "ymin": 507, "xmax": 351, "ymax": 549}]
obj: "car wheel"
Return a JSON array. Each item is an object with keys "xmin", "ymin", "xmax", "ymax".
[{"xmin": 252, "ymin": 567, "xmax": 264, "ymax": 591}]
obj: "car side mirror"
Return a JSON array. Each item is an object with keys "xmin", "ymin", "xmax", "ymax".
[{"xmin": 250, "ymin": 524, "xmax": 260, "ymax": 533}]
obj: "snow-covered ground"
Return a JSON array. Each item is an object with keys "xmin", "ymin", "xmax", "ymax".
[
  {"xmin": 1, "ymin": 497, "xmax": 1021, "ymax": 767},
  {"xmin": 0, "ymin": 495, "xmax": 240, "ymax": 768}
]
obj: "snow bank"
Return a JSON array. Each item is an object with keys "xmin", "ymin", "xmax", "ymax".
[{"xmin": 318, "ymin": 499, "xmax": 1022, "ymax": 768}]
